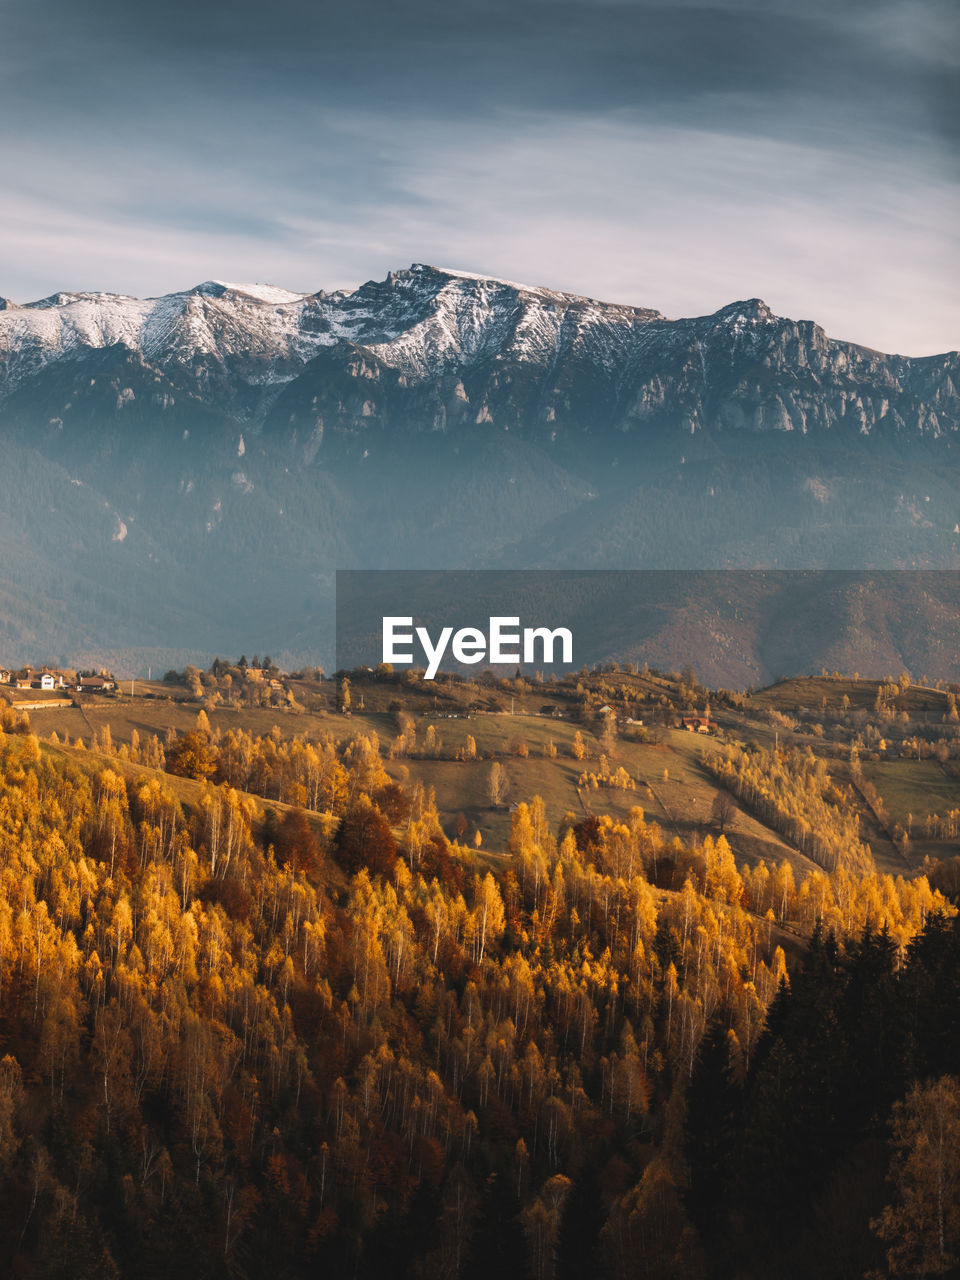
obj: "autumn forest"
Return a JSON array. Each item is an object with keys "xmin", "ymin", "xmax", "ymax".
[{"xmin": 0, "ymin": 663, "xmax": 958, "ymax": 1279}]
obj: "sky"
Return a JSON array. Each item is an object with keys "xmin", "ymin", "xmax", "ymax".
[{"xmin": 1, "ymin": 0, "xmax": 957, "ymax": 354}]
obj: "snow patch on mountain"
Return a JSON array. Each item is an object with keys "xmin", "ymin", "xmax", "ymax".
[{"xmin": 215, "ymin": 282, "xmax": 307, "ymax": 304}]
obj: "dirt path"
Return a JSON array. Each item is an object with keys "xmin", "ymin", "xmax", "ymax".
[{"xmin": 642, "ymin": 778, "xmax": 684, "ymax": 842}]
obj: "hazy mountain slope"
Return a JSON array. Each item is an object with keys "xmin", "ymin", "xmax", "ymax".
[{"xmin": 0, "ymin": 264, "xmax": 957, "ymax": 676}]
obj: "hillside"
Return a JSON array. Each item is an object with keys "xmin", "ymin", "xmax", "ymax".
[
  {"xmin": 9, "ymin": 658, "xmax": 959, "ymax": 877},
  {"xmin": 0, "ymin": 660, "xmax": 957, "ymax": 1278}
]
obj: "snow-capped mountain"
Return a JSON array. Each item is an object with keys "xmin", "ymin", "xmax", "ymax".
[
  {"xmin": 0, "ymin": 266, "xmax": 659, "ymax": 394},
  {"xmin": 0, "ymin": 264, "xmax": 958, "ymax": 676},
  {"xmin": 1, "ymin": 263, "xmax": 956, "ymax": 438}
]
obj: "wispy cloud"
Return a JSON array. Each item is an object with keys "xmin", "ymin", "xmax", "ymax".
[{"xmin": 0, "ymin": 0, "xmax": 955, "ymax": 352}]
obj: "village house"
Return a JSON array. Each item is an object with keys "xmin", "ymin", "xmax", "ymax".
[
  {"xmin": 681, "ymin": 715, "xmax": 714, "ymax": 733},
  {"xmin": 14, "ymin": 671, "xmax": 58, "ymax": 690},
  {"xmin": 0, "ymin": 668, "xmax": 11, "ymax": 684},
  {"xmin": 539, "ymin": 704, "xmax": 565, "ymax": 718},
  {"xmin": 75, "ymin": 676, "xmax": 116, "ymax": 693}
]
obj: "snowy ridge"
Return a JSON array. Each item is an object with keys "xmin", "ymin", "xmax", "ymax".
[
  {"xmin": 213, "ymin": 282, "xmax": 307, "ymax": 304},
  {"xmin": 0, "ymin": 264, "xmax": 956, "ymax": 439},
  {"xmin": 0, "ymin": 264, "xmax": 668, "ymax": 395},
  {"xmin": 358, "ymin": 266, "xmax": 666, "ymax": 379}
]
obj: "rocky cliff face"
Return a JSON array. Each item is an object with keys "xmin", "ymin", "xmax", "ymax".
[
  {"xmin": 1, "ymin": 264, "xmax": 956, "ymax": 449},
  {"xmin": 0, "ymin": 265, "xmax": 957, "ymax": 672}
]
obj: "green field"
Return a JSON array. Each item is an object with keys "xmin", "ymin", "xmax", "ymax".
[{"xmin": 862, "ymin": 759, "xmax": 960, "ymax": 826}]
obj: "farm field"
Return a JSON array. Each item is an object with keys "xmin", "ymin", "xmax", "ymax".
[
  {"xmin": 22, "ymin": 690, "xmax": 822, "ymax": 876},
  {"xmin": 748, "ymin": 674, "xmax": 955, "ymax": 720},
  {"xmin": 861, "ymin": 758, "xmax": 960, "ymax": 826},
  {"xmin": 8, "ymin": 663, "xmax": 958, "ymax": 880}
]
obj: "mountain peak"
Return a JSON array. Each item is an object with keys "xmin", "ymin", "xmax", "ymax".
[
  {"xmin": 23, "ymin": 291, "xmax": 95, "ymax": 309},
  {"xmin": 404, "ymin": 262, "xmax": 611, "ymax": 301},
  {"xmin": 387, "ymin": 264, "xmax": 666, "ymax": 326},
  {"xmin": 713, "ymin": 297, "xmax": 776, "ymax": 323},
  {"xmin": 189, "ymin": 281, "xmax": 232, "ymax": 299},
  {"xmin": 193, "ymin": 281, "xmax": 307, "ymax": 304},
  {"xmin": 407, "ymin": 262, "xmax": 542, "ymax": 292}
]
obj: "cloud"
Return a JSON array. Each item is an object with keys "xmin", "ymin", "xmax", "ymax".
[
  {"xmin": 343, "ymin": 111, "xmax": 958, "ymax": 354},
  {"xmin": 0, "ymin": 110, "xmax": 955, "ymax": 354},
  {"xmin": 0, "ymin": 0, "xmax": 955, "ymax": 351}
]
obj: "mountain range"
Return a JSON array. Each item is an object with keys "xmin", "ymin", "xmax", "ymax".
[{"xmin": 0, "ymin": 264, "xmax": 957, "ymax": 681}]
